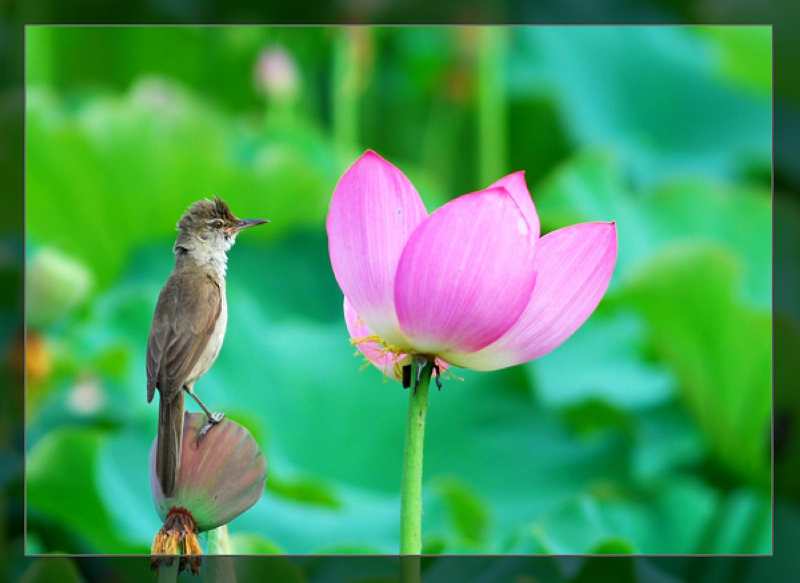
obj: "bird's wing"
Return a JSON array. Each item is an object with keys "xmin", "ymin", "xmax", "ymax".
[{"xmin": 146, "ymin": 271, "xmax": 222, "ymax": 403}]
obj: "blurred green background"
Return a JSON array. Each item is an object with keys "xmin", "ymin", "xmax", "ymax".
[{"xmin": 23, "ymin": 25, "xmax": 772, "ymax": 561}]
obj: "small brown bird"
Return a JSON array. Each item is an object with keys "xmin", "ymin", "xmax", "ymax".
[{"xmin": 146, "ymin": 197, "xmax": 268, "ymax": 497}]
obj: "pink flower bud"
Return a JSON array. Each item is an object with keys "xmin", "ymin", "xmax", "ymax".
[{"xmin": 254, "ymin": 46, "xmax": 300, "ymax": 100}]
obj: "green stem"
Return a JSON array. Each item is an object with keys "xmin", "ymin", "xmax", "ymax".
[
  {"xmin": 399, "ymin": 556, "xmax": 421, "ymax": 583},
  {"xmin": 207, "ymin": 524, "xmax": 232, "ymax": 554},
  {"xmin": 332, "ymin": 27, "xmax": 362, "ymax": 153},
  {"xmin": 399, "ymin": 360, "xmax": 434, "ymax": 556},
  {"xmin": 477, "ymin": 27, "xmax": 508, "ymax": 186}
]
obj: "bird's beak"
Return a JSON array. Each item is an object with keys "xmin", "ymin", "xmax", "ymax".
[{"xmin": 229, "ymin": 218, "xmax": 270, "ymax": 233}]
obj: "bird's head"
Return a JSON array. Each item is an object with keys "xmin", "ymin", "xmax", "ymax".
[{"xmin": 175, "ymin": 197, "xmax": 269, "ymax": 254}]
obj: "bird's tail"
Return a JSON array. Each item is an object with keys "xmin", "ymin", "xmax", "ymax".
[{"xmin": 156, "ymin": 391, "xmax": 184, "ymax": 498}]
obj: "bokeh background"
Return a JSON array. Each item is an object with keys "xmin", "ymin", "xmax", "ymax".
[
  {"xmin": 0, "ymin": 14, "xmax": 793, "ymax": 581},
  {"xmin": 22, "ymin": 26, "xmax": 772, "ymax": 562}
]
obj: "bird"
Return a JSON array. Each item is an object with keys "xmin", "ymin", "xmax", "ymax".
[{"xmin": 146, "ymin": 197, "xmax": 268, "ymax": 497}]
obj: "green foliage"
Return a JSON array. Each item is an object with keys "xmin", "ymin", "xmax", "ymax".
[
  {"xmin": 697, "ymin": 27, "xmax": 772, "ymax": 96},
  {"xmin": 18, "ymin": 558, "xmax": 83, "ymax": 583},
  {"xmin": 226, "ymin": 533, "xmax": 285, "ymax": 555},
  {"xmin": 26, "ymin": 427, "xmax": 140, "ymax": 554},
  {"xmin": 511, "ymin": 27, "xmax": 771, "ymax": 187},
  {"xmin": 533, "ymin": 150, "xmax": 771, "ymax": 488},
  {"xmin": 266, "ymin": 473, "xmax": 342, "ymax": 509},
  {"xmin": 435, "ymin": 477, "xmax": 491, "ymax": 547},
  {"xmin": 623, "ymin": 245, "xmax": 771, "ymax": 488},
  {"xmin": 25, "ymin": 78, "xmax": 340, "ymax": 289},
  {"xmin": 530, "ymin": 311, "xmax": 675, "ymax": 411},
  {"xmin": 24, "ymin": 26, "xmax": 771, "ymax": 559},
  {"xmin": 534, "ymin": 150, "xmax": 771, "ymax": 309}
]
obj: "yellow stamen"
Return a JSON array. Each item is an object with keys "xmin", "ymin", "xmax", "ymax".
[
  {"xmin": 349, "ymin": 334, "xmax": 413, "ymax": 380},
  {"xmin": 348, "ymin": 334, "xmax": 461, "ymax": 383},
  {"xmin": 440, "ymin": 366, "xmax": 463, "ymax": 382},
  {"xmin": 151, "ymin": 508, "xmax": 203, "ymax": 575}
]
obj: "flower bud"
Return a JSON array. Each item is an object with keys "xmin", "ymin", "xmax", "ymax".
[
  {"xmin": 254, "ymin": 46, "xmax": 300, "ymax": 100},
  {"xmin": 27, "ymin": 247, "xmax": 92, "ymax": 329}
]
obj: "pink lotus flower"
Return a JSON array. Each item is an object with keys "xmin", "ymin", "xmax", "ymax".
[{"xmin": 327, "ymin": 151, "xmax": 617, "ymax": 379}]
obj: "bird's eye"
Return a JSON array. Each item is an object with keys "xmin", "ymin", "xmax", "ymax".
[{"xmin": 212, "ymin": 220, "xmax": 223, "ymax": 229}]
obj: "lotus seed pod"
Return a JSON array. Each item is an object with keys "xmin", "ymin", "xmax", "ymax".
[{"xmin": 150, "ymin": 412, "xmax": 267, "ymax": 532}]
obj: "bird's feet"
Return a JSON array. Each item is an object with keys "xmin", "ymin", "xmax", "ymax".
[{"xmin": 196, "ymin": 412, "xmax": 225, "ymax": 447}]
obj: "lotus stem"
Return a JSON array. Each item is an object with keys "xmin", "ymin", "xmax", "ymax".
[
  {"xmin": 399, "ymin": 555, "xmax": 421, "ymax": 583},
  {"xmin": 207, "ymin": 524, "xmax": 232, "ymax": 555},
  {"xmin": 333, "ymin": 27, "xmax": 364, "ymax": 153},
  {"xmin": 399, "ymin": 360, "xmax": 434, "ymax": 556},
  {"xmin": 477, "ymin": 26, "xmax": 508, "ymax": 187}
]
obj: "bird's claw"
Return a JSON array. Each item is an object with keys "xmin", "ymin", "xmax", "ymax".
[{"xmin": 196, "ymin": 412, "xmax": 226, "ymax": 448}]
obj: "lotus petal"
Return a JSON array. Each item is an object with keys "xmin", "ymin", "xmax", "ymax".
[
  {"xmin": 394, "ymin": 187, "xmax": 537, "ymax": 366},
  {"xmin": 327, "ymin": 151, "xmax": 427, "ymax": 345},
  {"xmin": 464, "ymin": 222, "xmax": 618, "ymax": 370},
  {"xmin": 344, "ymin": 296, "xmax": 409, "ymax": 380}
]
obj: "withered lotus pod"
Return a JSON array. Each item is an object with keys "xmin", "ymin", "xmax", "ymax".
[
  {"xmin": 150, "ymin": 412, "xmax": 267, "ymax": 531},
  {"xmin": 150, "ymin": 412, "xmax": 267, "ymax": 573}
]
